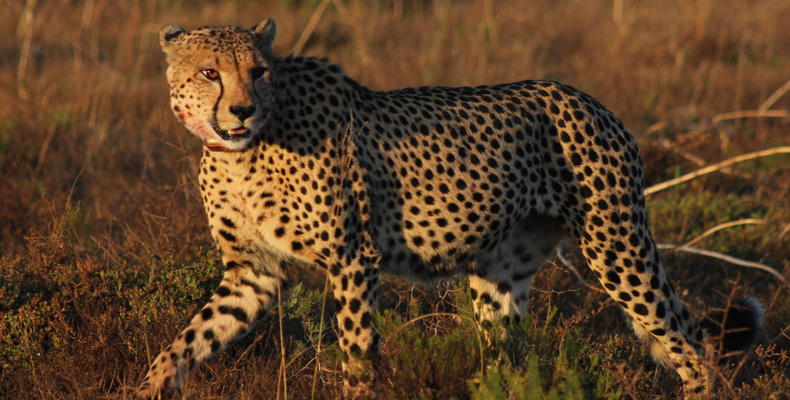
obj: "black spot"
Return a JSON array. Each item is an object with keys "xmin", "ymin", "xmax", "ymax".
[
  {"xmin": 349, "ymin": 299, "xmax": 361, "ymax": 313},
  {"xmin": 240, "ymin": 279, "xmax": 264, "ymax": 294},
  {"xmin": 184, "ymin": 329, "xmax": 195, "ymax": 344},
  {"xmin": 218, "ymin": 305, "xmax": 248, "ymax": 323},
  {"xmin": 634, "ymin": 303, "xmax": 648, "ymax": 316},
  {"xmin": 496, "ymin": 282, "xmax": 511, "ymax": 294},
  {"xmin": 656, "ymin": 302, "xmax": 666, "ymax": 318},
  {"xmin": 643, "ymin": 291, "xmax": 655, "ymax": 303},
  {"xmin": 662, "ymin": 283, "xmax": 671, "ymax": 297},
  {"xmin": 219, "ymin": 230, "xmax": 237, "ymax": 242},
  {"xmin": 618, "ymin": 292, "xmax": 632, "ymax": 301},
  {"xmin": 360, "ymin": 312, "xmax": 372, "ymax": 328},
  {"xmin": 593, "ymin": 177, "xmax": 605, "ymax": 190},
  {"xmin": 348, "ymin": 272, "xmax": 362, "ymax": 288}
]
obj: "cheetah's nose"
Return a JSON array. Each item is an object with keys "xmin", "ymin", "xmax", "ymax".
[{"xmin": 229, "ymin": 105, "xmax": 256, "ymax": 121}]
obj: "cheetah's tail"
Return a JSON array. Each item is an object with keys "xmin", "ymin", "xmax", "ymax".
[{"xmin": 701, "ymin": 297, "xmax": 765, "ymax": 356}]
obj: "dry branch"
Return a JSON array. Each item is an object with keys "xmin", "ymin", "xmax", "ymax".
[
  {"xmin": 16, "ymin": 0, "xmax": 38, "ymax": 101},
  {"xmin": 645, "ymin": 146, "xmax": 790, "ymax": 196},
  {"xmin": 760, "ymin": 79, "xmax": 790, "ymax": 110},
  {"xmin": 291, "ymin": 0, "xmax": 333, "ymax": 56},
  {"xmin": 311, "ymin": 278, "xmax": 330, "ymax": 400},
  {"xmin": 682, "ymin": 218, "xmax": 766, "ymax": 247},
  {"xmin": 276, "ymin": 284, "xmax": 288, "ymax": 400},
  {"xmin": 656, "ymin": 243, "xmax": 784, "ymax": 282},
  {"xmin": 642, "ymin": 121, "xmax": 667, "ymax": 136},
  {"xmin": 554, "ymin": 216, "xmax": 784, "ymax": 288},
  {"xmin": 711, "ymin": 109, "xmax": 789, "ymax": 125}
]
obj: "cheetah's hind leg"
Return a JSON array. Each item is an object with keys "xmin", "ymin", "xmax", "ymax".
[
  {"xmin": 468, "ymin": 215, "xmax": 566, "ymax": 343},
  {"xmin": 631, "ymin": 296, "xmax": 765, "ymax": 368}
]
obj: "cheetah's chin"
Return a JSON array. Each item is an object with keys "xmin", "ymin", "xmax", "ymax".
[{"xmin": 206, "ymin": 140, "xmax": 233, "ymax": 152}]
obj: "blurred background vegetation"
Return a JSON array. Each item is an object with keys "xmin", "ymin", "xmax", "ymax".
[{"xmin": 0, "ymin": 0, "xmax": 787, "ymax": 398}]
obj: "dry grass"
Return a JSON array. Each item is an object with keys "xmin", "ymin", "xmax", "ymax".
[{"xmin": 1, "ymin": 0, "xmax": 788, "ymax": 399}]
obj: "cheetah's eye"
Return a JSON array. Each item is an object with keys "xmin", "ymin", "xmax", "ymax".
[
  {"xmin": 251, "ymin": 66, "xmax": 267, "ymax": 80},
  {"xmin": 201, "ymin": 69, "xmax": 220, "ymax": 81}
]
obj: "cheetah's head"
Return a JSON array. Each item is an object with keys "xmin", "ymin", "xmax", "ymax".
[{"xmin": 159, "ymin": 18, "xmax": 278, "ymax": 152}]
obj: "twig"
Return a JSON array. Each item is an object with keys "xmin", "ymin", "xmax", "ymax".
[
  {"xmin": 682, "ymin": 218, "xmax": 766, "ymax": 247},
  {"xmin": 642, "ymin": 121, "xmax": 667, "ymax": 136},
  {"xmin": 291, "ymin": 0, "xmax": 332, "ymax": 56},
  {"xmin": 16, "ymin": 0, "xmax": 38, "ymax": 101},
  {"xmin": 330, "ymin": 0, "xmax": 348, "ymax": 15},
  {"xmin": 612, "ymin": 0, "xmax": 624, "ymax": 24},
  {"xmin": 645, "ymin": 122, "xmax": 751, "ymax": 180},
  {"xmin": 777, "ymin": 223, "xmax": 790, "ymax": 241},
  {"xmin": 644, "ymin": 146, "xmax": 790, "ymax": 196},
  {"xmin": 276, "ymin": 285, "xmax": 288, "ymax": 400},
  {"xmin": 656, "ymin": 139, "xmax": 705, "ymax": 165},
  {"xmin": 657, "ymin": 138, "xmax": 755, "ymax": 180},
  {"xmin": 656, "ymin": 243, "xmax": 784, "ymax": 282},
  {"xmin": 311, "ymin": 277, "xmax": 330, "ymax": 400},
  {"xmin": 759, "ymin": 79, "xmax": 790, "ymax": 111},
  {"xmin": 711, "ymin": 109, "xmax": 789, "ymax": 125},
  {"xmin": 553, "ymin": 247, "xmax": 607, "ymax": 293},
  {"xmin": 482, "ymin": 0, "xmax": 497, "ymax": 39}
]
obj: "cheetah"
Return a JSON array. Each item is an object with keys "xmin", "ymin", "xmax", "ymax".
[{"xmin": 136, "ymin": 18, "xmax": 764, "ymax": 399}]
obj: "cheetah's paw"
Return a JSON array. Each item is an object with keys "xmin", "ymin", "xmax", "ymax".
[{"xmin": 135, "ymin": 352, "xmax": 186, "ymax": 399}]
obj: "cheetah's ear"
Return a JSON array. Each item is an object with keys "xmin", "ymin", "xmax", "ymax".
[
  {"xmin": 252, "ymin": 18, "xmax": 276, "ymax": 50},
  {"xmin": 160, "ymin": 24, "xmax": 186, "ymax": 53}
]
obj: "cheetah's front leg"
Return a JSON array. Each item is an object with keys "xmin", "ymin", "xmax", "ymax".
[
  {"xmin": 135, "ymin": 256, "xmax": 283, "ymax": 399},
  {"xmin": 325, "ymin": 251, "xmax": 380, "ymax": 399}
]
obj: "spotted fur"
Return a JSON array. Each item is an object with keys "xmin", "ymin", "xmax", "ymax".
[{"xmin": 135, "ymin": 19, "xmax": 764, "ymax": 399}]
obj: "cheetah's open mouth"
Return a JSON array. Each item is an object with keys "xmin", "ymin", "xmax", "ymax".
[
  {"xmin": 214, "ymin": 127, "xmax": 252, "ymax": 141},
  {"xmin": 205, "ymin": 121, "xmax": 254, "ymax": 152}
]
